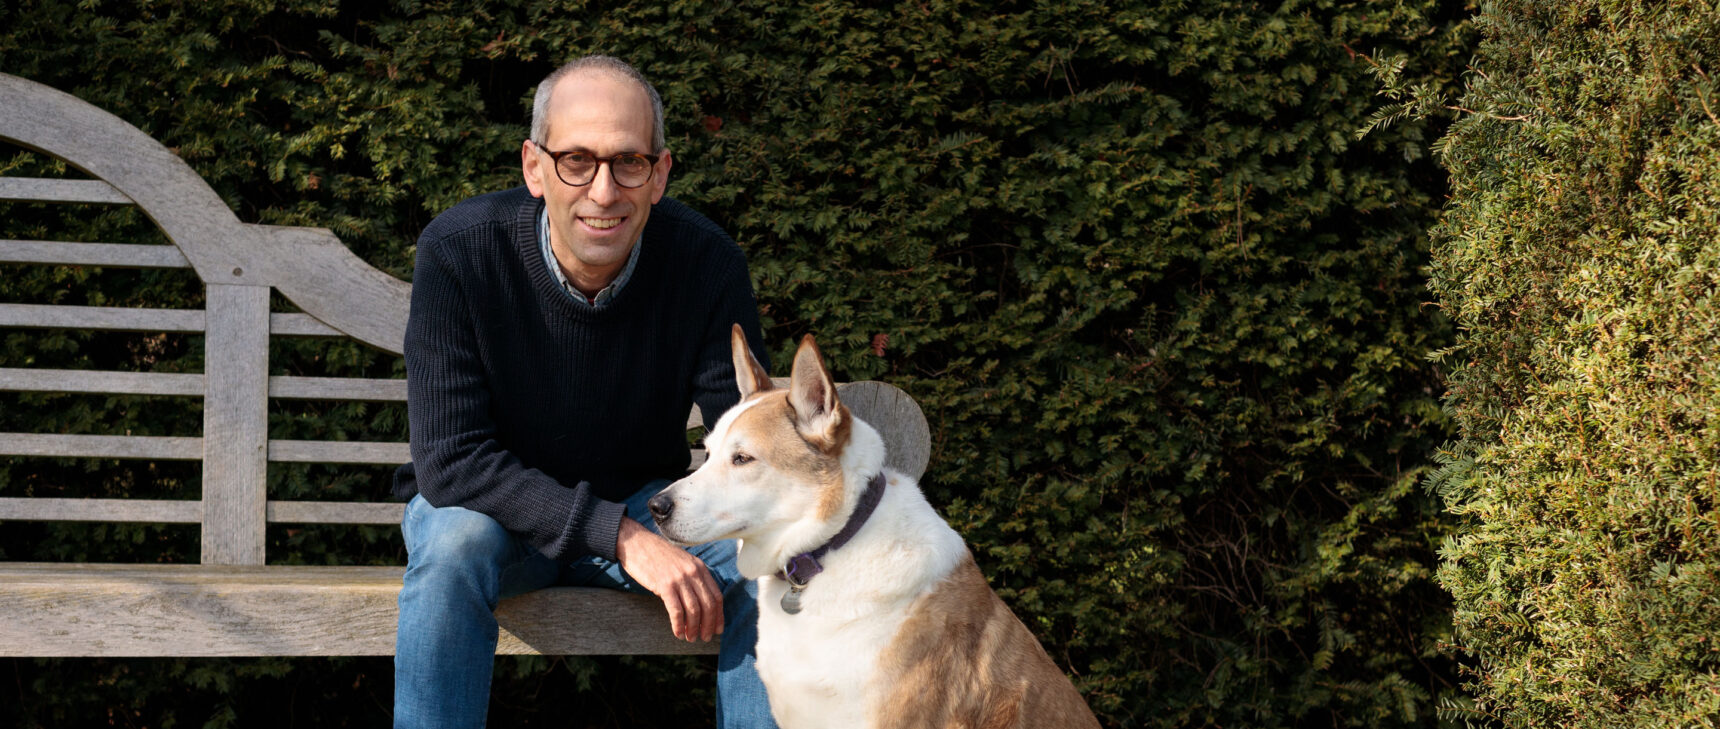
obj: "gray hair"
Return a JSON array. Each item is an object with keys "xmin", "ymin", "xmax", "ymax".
[{"xmin": 530, "ymin": 55, "xmax": 666, "ymax": 153}]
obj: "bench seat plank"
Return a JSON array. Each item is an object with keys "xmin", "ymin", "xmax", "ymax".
[{"xmin": 0, "ymin": 563, "xmax": 715, "ymax": 657}]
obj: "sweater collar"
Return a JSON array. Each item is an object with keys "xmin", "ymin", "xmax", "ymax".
[
  {"xmin": 516, "ymin": 192, "xmax": 646, "ymax": 320},
  {"xmin": 537, "ymin": 205, "xmax": 641, "ymax": 307}
]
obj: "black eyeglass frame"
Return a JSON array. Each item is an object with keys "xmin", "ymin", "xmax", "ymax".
[{"xmin": 530, "ymin": 139, "xmax": 661, "ymax": 189}]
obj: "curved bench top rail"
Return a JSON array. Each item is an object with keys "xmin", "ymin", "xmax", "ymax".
[{"xmin": 0, "ymin": 72, "xmax": 410, "ymax": 353}]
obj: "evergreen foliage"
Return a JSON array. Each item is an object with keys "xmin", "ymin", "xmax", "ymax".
[
  {"xmin": 0, "ymin": 1, "xmax": 1468, "ymax": 726},
  {"xmin": 1425, "ymin": 1, "xmax": 1720, "ymax": 725}
]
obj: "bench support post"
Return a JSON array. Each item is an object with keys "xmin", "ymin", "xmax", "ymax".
[{"xmin": 201, "ymin": 283, "xmax": 271, "ymax": 565}]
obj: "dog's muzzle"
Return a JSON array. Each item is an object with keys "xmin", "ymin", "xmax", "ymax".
[{"xmin": 647, "ymin": 491, "xmax": 675, "ymax": 523}]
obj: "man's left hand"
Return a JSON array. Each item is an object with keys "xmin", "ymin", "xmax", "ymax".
[{"xmin": 614, "ymin": 518, "xmax": 724, "ymax": 642}]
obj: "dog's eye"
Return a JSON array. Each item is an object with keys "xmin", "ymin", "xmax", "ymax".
[{"xmin": 731, "ymin": 452, "xmax": 754, "ymax": 466}]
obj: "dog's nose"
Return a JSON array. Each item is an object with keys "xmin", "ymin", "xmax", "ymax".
[{"xmin": 647, "ymin": 492, "xmax": 674, "ymax": 521}]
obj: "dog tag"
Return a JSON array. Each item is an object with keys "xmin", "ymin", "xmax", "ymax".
[{"xmin": 780, "ymin": 586, "xmax": 805, "ymax": 615}]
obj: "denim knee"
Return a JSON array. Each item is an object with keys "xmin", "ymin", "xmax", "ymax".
[{"xmin": 402, "ymin": 498, "xmax": 520, "ymax": 598}]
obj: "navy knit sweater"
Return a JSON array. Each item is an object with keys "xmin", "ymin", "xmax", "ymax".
[{"xmin": 392, "ymin": 186, "xmax": 769, "ymax": 563}]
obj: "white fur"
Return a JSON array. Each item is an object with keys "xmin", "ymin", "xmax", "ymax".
[
  {"xmin": 656, "ymin": 403, "xmax": 968, "ymax": 729},
  {"xmin": 754, "ymin": 470, "xmax": 968, "ymax": 729}
]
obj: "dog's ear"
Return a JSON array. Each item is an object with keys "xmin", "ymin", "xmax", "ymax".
[
  {"xmin": 731, "ymin": 324, "xmax": 775, "ymax": 399},
  {"xmin": 788, "ymin": 334, "xmax": 850, "ymax": 452}
]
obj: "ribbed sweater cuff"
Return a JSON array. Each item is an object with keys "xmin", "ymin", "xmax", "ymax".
[{"xmin": 561, "ymin": 496, "xmax": 627, "ymax": 563}]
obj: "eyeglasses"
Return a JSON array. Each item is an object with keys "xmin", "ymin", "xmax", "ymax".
[{"xmin": 531, "ymin": 140, "xmax": 660, "ymax": 189}]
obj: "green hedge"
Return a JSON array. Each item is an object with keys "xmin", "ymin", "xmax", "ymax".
[
  {"xmin": 0, "ymin": 1, "xmax": 1469, "ymax": 726},
  {"xmin": 1426, "ymin": 1, "xmax": 1720, "ymax": 726}
]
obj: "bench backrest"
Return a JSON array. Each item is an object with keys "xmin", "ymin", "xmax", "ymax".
[
  {"xmin": 0, "ymin": 73, "xmax": 929, "ymax": 568},
  {"xmin": 0, "ymin": 73, "xmax": 415, "ymax": 566}
]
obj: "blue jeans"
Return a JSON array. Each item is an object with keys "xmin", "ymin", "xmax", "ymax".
[{"xmin": 394, "ymin": 480, "xmax": 777, "ymax": 729}]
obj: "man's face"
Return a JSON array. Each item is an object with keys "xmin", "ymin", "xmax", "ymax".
[{"xmin": 522, "ymin": 70, "xmax": 671, "ymax": 291}]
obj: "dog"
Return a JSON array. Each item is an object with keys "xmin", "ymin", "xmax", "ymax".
[{"xmin": 649, "ymin": 325, "xmax": 1101, "ymax": 729}]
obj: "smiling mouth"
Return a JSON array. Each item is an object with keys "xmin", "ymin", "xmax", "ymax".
[{"xmin": 581, "ymin": 216, "xmax": 622, "ymax": 230}]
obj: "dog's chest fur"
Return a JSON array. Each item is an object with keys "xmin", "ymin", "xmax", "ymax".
[{"xmin": 749, "ymin": 478, "xmax": 968, "ymax": 729}]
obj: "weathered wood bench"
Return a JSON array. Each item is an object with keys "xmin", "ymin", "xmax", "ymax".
[{"xmin": 0, "ymin": 73, "xmax": 929, "ymax": 658}]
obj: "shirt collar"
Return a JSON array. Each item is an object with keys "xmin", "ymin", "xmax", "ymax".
[{"xmin": 538, "ymin": 206, "xmax": 641, "ymax": 307}]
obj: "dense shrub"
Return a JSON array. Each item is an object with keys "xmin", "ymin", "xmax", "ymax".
[
  {"xmin": 1423, "ymin": 1, "xmax": 1720, "ymax": 725},
  {"xmin": 0, "ymin": 1, "xmax": 1470, "ymax": 726}
]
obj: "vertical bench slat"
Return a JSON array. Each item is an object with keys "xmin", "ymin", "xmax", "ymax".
[{"xmin": 201, "ymin": 284, "xmax": 271, "ymax": 566}]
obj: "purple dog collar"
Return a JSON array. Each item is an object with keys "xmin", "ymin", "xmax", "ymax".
[{"xmin": 774, "ymin": 472, "xmax": 887, "ymax": 612}]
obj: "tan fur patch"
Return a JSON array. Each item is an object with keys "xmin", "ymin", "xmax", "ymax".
[
  {"xmin": 874, "ymin": 557, "xmax": 1101, "ymax": 729},
  {"xmin": 730, "ymin": 324, "xmax": 775, "ymax": 398},
  {"xmin": 733, "ymin": 392, "xmax": 849, "ymax": 521}
]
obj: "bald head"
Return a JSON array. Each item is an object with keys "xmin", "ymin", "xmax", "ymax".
[{"xmin": 531, "ymin": 55, "xmax": 665, "ymax": 152}]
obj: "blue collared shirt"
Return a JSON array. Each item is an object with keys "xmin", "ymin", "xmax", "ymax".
[{"xmin": 538, "ymin": 207, "xmax": 641, "ymax": 307}]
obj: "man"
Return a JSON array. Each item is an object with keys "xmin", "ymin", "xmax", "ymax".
[{"xmin": 392, "ymin": 55, "xmax": 777, "ymax": 729}]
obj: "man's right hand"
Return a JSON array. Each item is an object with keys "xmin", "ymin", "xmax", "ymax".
[{"xmin": 614, "ymin": 518, "xmax": 724, "ymax": 642}]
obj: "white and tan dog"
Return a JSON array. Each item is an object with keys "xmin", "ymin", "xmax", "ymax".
[{"xmin": 649, "ymin": 326, "xmax": 1100, "ymax": 729}]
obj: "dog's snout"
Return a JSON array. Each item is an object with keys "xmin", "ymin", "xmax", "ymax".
[{"xmin": 647, "ymin": 492, "xmax": 675, "ymax": 521}]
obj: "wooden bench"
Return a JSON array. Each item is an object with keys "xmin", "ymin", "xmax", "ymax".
[{"xmin": 0, "ymin": 72, "xmax": 929, "ymax": 658}]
